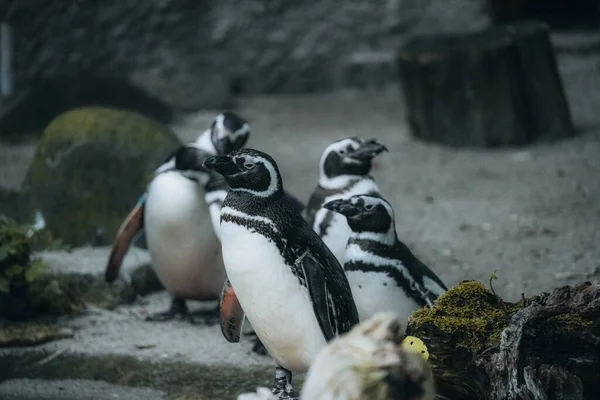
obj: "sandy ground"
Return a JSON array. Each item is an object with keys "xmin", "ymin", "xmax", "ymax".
[
  {"xmin": 1, "ymin": 47, "xmax": 600, "ymax": 398},
  {"xmin": 0, "ymin": 379, "xmax": 167, "ymax": 400}
]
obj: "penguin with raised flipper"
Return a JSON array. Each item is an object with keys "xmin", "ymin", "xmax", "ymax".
[
  {"xmin": 203, "ymin": 148, "xmax": 360, "ymax": 399},
  {"xmin": 105, "ymin": 112, "xmax": 250, "ymax": 323},
  {"xmin": 323, "ymin": 194, "xmax": 447, "ymax": 325},
  {"xmin": 304, "ymin": 136, "xmax": 387, "ymax": 266}
]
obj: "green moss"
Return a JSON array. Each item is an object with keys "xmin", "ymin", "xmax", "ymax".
[
  {"xmin": 28, "ymin": 277, "xmax": 86, "ymax": 316},
  {"xmin": 543, "ymin": 311, "xmax": 593, "ymax": 335},
  {"xmin": 409, "ymin": 280, "xmax": 523, "ymax": 352},
  {"xmin": 0, "ymin": 216, "xmax": 47, "ymax": 294},
  {"xmin": 0, "ymin": 323, "xmax": 73, "ymax": 347},
  {"xmin": 22, "ymin": 107, "xmax": 181, "ymax": 246}
]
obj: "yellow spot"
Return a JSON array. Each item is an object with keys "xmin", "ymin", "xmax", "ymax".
[{"xmin": 401, "ymin": 335, "xmax": 429, "ymax": 360}]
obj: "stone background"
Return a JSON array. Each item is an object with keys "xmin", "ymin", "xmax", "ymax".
[{"xmin": 6, "ymin": 0, "xmax": 488, "ymax": 108}]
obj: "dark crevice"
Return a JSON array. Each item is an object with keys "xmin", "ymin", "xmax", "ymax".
[{"xmin": 0, "ymin": 73, "xmax": 175, "ymax": 143}]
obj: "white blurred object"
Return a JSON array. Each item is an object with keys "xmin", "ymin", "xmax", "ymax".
[
  {"xmin": 237, "ymin": 387, "xmax": 277, "ymax": 400},
  {"xmin": 301, "ymin": 312, "xmax": 435, "ymax": 400}
]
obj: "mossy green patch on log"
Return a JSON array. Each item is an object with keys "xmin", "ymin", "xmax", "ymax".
[
  {"xmin": 22, "ymin": 107, "xmax": 181, "ymax": 246},
  {"xmin": 409, "ymin": 280, "xmax": 523, "ymax": 353},
  {"xmin": 406, "ymin": 280, "xmax": 599, "ymax": 399}
]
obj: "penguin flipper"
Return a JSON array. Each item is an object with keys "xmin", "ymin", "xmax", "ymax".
[
  {"xmin": 219, "ymin": 279, "xmax": 245, "ymax": 343},
  {"xmin": 105, "ymin": 200, "xmax": 145, "ymax": 282},
  {"xmin": 296, "ymin": 250, "xmax": 338, "ymax": 341}
]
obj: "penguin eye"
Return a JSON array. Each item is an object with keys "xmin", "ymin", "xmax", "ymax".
[
  {"xmin": 365, "ymin": 204, "xmax": 374, "ymax": 211},
  {"xmin": 244, "ymin": 162, "xmax": 255, "ymax": 170},
  {"xmin": 338, "ymin": 149, "xmax": 346, "ymax": 155}
]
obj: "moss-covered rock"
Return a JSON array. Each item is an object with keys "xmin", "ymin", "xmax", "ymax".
[{"xmin": 21, "ymin": 107, "xmax": 181, "ymax": 246}]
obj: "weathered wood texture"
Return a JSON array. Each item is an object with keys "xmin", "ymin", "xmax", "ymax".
[
  {"xmin": 397, "ymin": 22, "xmax": 574, "ymax": 148},
  {"xmin": 407, "ymin": 281, "xmax": 600, "ymax": 400}
]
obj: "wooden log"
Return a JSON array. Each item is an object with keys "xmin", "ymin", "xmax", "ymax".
[
  {"xmin": 406, "ymin": 280, "xmax": 600, "ymax": 400},
  {"xmin": 397, "ymin": 21, "xmax": 575, "ymax": 148}
]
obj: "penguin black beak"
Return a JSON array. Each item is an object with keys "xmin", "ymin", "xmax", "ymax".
[
  {"xmin": 323, "ymin": 199, "xmax": 362, "ymax": 218},
  {"xmin": 203, "ymin": 155, "xmax": 240, "ymax": 176},
  {"xmin": 348, "ymin": 139, "xmax": 388, "ymax": 162}
]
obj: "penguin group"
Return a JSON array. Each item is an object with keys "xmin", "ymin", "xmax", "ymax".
[{"xmin": 105, "ymin": 111, "xmax": 448, "ymax": 399}]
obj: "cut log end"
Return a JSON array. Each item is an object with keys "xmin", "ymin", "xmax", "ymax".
[
  {"xmin": 407, "ymin": 280, "xmax": 600, "ymax": 400},
  {"xmin": 397, "ymin": 21, "xmax": 575, "ymax": 148}
]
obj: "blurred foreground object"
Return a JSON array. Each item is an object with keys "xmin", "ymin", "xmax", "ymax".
[
  {"xmin": 397, "ymin": 21, "xmax": 574, "ymax": 148},
  {"xmin": 301, "ymin": 312, "xmax": 435, "ymax": 400},
  {"xmin": 407, "ymin": 280, "xmax": 600, "ymax": 399},
  {"xmin": 21, "ymin": 107, "xmax": 180, "ymax": 246}
]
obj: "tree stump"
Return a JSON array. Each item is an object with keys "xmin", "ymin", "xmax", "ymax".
[
  {"xmin": 397, "ymin": 22, "xmax": 575, "ymax": 148},
  {"xmin": 407, "ymin": 280, "xmax": 600, "ymax": 400}
]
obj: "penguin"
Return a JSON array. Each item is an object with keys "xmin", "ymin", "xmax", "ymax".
[
  {"xmin": 301, "ymin": 311, "xmax": 436, "ymax": 400},
  {"xmin": 104, "ymin": 112, "xmax": 250, "ymax": 322},
  {"xmin": 322, "ymin": 194, "xmax": 448, "ymax": 324},
  {"xmin": 202, "ymin": 148, "xmax": 360, "ymax": 399},
  {"xmin": 304, "ymin": 136, "xmax": 388, "ymax": 266}
]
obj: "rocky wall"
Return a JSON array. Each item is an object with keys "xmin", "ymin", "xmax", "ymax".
[{"xmin": 6, "ymin": 0, "xmax": 488, "ymax": 108}]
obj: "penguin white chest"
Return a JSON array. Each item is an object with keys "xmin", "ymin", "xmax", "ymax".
[
  {"xmin": 346, "ymin": 270, "xmax": 420, "ymax": 324},
  {"xmin": 344, "ymin": 244, "xmax": 421, "ymax": 325},
  {"xmin": 220, "ymin": 219, "xmax": 327, "ymax": 372},
  {"xmin": 144, "ymin": 173, "xmax": 226, "ymax": 300}
]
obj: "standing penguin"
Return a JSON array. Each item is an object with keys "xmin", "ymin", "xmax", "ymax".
[
  {"xmin": 304, "ymin": 137, "xmax": 387, "ymax": 266},
  {"xmin": 104, "ymin": 112, "xmax": 250, "ymax": 322},
  {"xmin": 202, "ymin": 148, "xmax": 360, "ymax": 399},
  {"xmin": 323, "ymin": 194, "xmax": 447, "ymax": 324}
]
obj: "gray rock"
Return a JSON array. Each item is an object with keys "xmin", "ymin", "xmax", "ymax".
[
  {"xmin": 9, "ymin": 0, "xmax": 488, "ymax": 96},
  {"xmin": 129, "ymin": 65, "xmax": 234, "ymax": 111}
]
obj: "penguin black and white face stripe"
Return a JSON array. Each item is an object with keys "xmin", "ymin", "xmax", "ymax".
[
  {"xmin": 319, "ymin": 136, "xmax": 388, "ymax": 189},
  {"xmin": 202, "ymin": 149, "xmax": 282, "ymax": 198},
  {"xmin": 324, "ymin": 194, "xmax": 396, "ymax": 245},
  {"xmin": 210, "ymin": 112, "xmax": 251, "ymax": 155}
]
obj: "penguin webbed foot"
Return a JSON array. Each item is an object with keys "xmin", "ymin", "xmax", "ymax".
[
  {"xmin": 242, "ymin": 330, "xmax": 269, "ymax": 356},
  {"xmin": 188, "ymin": 304, "xmax": 220, "ymax": 326},
  {"xmin": 252, "ymin": 336, "xmax": 268, "ymax": 356},
  {"xmin": 271, "ymin": 366, "xmax": 297, "ymax": 400},
  {"xmin": 146, "ymin": 297, "xmax": 189, "ymax": 322}
]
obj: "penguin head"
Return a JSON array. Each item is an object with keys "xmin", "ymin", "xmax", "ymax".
[
  {"xmin": 319, "ymin": 137, "xmax": 387, "ymax": 181},
  {"xmin": 209, "ymin": 112, "xmax": 251, "ymax": 155},
  {"xmin": 324, "ymin": 194, "xmax": 395, "ymax": 237},
  {"xmin": 154, "ymin": 144, "xmax": 213, "ymax": 185},
  {"xmin": 203, "ymin": 148, "xmax": 283, "ymax": 198}
]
